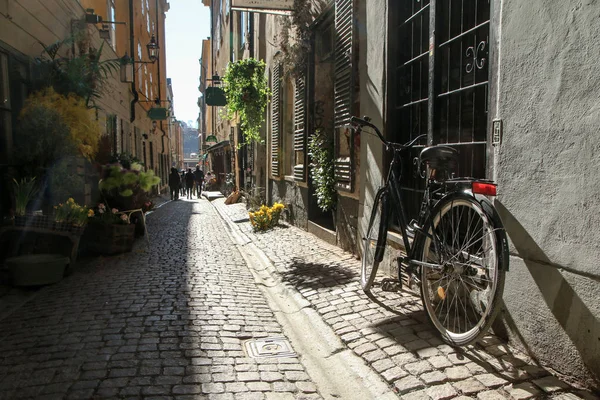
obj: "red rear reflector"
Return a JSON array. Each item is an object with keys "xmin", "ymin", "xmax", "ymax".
[{"xmin": 472, "ymin": 182, "xmax": 497, "ymax": 196}]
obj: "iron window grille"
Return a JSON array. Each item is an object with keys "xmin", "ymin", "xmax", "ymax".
[{"xmin": 389, "ymin": 0, "xmax": 491, "ymax": 219}]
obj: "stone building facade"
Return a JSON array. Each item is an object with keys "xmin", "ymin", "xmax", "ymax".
[
  {"xmin": 0, "ymin": 0, "xmax": 173, "ymax": 204},
  {"xmin": 204, "ymin": 0, "xmax": 600, "ymax": 390}
]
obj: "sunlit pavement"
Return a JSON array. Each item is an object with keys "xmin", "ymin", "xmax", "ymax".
[
  {"xmin": 0, "ymin": 197, "xmax": 597, "ymax": 399},
  {"xmin": 211, "ymin": 198, "xmax": 599, "ymax": 400}
]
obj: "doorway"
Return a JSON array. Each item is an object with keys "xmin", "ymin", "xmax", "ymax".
[{"xmin": 307, "ymin": 11, "xmax": 335, "ymax": 231}]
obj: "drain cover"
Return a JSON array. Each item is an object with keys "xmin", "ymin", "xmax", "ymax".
[{"xmin": 243, "ymin": 337, "xmax": 296, "ymax": 358}]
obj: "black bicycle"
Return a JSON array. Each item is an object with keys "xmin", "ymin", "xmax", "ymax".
[{"xmin": 352, "ymin": 116, "xmax": 509, "ymax": 346}]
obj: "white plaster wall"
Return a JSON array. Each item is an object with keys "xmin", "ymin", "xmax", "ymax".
[
  {"xmin": 493, "ymin": 0, "xmax": 600, "ymax": 387},
  {"xmin": 357, "ymin": 0, "xmax": 387, "ymax": 257}
]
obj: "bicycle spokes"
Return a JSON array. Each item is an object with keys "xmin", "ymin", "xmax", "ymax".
[{"xmin": 421, "ymin": 198, "xmax": 502, "ymax": 344}]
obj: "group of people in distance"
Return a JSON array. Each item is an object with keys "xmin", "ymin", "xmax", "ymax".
[{"xmin": 168, "ymin": 166, "xmax": 210, "ymax": 201}]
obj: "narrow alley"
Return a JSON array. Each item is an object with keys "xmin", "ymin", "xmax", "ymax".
[{"xmin": 0, "ymin": 197, "xmax": 596, "ymax": 400}]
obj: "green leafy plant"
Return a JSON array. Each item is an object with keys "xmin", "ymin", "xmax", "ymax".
[
  {"xmin": 31, "ymin": 26, "xmax": 121, "ymax": 107},
  {"xmin": 276, "ymin": 0, "xmax": 313, "ymax": 78},
  {"xmin": 11, "ymin": 178, "xmax": 39, "ymax": 216},
  {"xmin": 308, "ymin": 130, "xmax": 336, "ymax": 212},
  {"xmin": 98, "ymin": 162, "xmax": 160, "ymax": 211},
  {"xmin": 109, "ymin": 153, "xmax": 144, "ymax": 170},
  {"xmin": 222, "ymin": 58, "xmax": 270, "ymax": 143}
]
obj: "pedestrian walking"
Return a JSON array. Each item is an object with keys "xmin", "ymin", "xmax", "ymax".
[
  {"xmin": 180, "ymin": 169, "xmax": 186, "ymax": 197},
  {"xmin": 194, "ymin": 166, "xmax": 205, "ymax": 199},
  {"xmin": 185, "ymin": 168, "xmax": 195, "ymax": 199},
  {"xmin": 168, "ymin": 167, "xmax": 180, "ymax": 200}
]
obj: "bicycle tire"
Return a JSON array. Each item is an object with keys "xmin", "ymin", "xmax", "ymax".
[
  {"xmin": 361, "ymin": 188, "xmax": 388, "ymax": 293},
  {"xmin": 418, "ymin": 193, "xmax": 508, "ymax": 346}
]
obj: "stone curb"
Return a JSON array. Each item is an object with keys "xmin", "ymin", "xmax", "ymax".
[{"xmin": 210, "ymin": 199, "xmax": 398, "ymax": 400}]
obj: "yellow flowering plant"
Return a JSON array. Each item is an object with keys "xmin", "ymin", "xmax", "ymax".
[
  {"xmin": 249, "ymin": 202, "xmax": 285, "ymax": 232},
  {"xmin": 54, "ymin": 198, "xmax": 90, "ymax": 227}
]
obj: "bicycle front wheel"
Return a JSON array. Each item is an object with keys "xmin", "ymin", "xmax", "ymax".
[
  {"xmin": 362, "ymin": 188, "xmax": 388, "ymax": 293},
  {"xmin": 419, "ymin": 194, "xmax": 507, "ymax": 346}
]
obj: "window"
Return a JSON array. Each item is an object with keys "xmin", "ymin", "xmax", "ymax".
[
  {"xmin": 389, "ymin": 0, "xmax": 491, "ymax": 217},
  {"xmin": 146, "ymin": 0, "xmax": 150, "ymax": 32},
  {"xmin": 107, "ymin": 0, "xmax": 116, "ymax": 50},
  {"xmin": 0, "ymin": 51, "xmax": 11, "ymax": 164},
  {"xmin": 107, "ymin": 115, "xmax": 117, "ymax": 154},
  {"xmin": 282, "ymin": 76, "xmax": 294, "ymax": 176},
  {"xmin": 270, "ymin": 62, "xmax": 282, "ymax": 177},
  {"xmin": 240, "ymin": 12, "xmax": 249, "ymax": 49},
  {"xmin": 333, "ymin": 0, "xmax": 354, "ymax": 192},
  {"xmin": 293, "ymin": 76, "xmax": 306, "ymax": 181},
  {"xmin": 144, "ymin": 65, "xmax": 148, "ymax": 97}
]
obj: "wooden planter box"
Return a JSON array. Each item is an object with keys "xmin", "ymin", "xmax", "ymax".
[{"xmin": 82, "ymin": 223, "xmax": 136, "ymax": 255}]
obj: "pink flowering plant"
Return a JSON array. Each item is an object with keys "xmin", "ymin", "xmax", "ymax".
[{"xmin": 87, "ymin": 203, "xmax": 130, "ymax": 225}]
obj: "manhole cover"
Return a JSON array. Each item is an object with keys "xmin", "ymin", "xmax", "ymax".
[{"xmin": 243, "ymin": 337, "xmax": 296, "ymax": 358}]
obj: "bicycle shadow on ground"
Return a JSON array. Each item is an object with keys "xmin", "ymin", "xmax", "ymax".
[{"xmin": 279, "ymin": 257, "xmax": 358, "ymax": 289}]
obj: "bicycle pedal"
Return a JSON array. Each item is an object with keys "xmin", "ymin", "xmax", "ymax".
[{"xmin": 381, "ymin": 278, "xmax": 401, "ymax": 292}]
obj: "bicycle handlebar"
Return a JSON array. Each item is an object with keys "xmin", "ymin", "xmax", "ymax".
[
  {"xmin": 351, "ymin": 116, "xmax": 427, "ymax": 151},
  {"xmin": 351, "ymin": 116, "xmax": 387, "ymax": 146}
]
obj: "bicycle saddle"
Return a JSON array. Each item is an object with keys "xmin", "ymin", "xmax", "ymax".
[{"xmin": 420, "ymin": 145, "xmax": 459, "ymax": 169}]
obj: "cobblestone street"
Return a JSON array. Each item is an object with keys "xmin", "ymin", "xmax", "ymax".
[
  {"xmin": 0, "ymin": 198, "xmax": 320, "ymax": 400},
  {"xmin": 0, "ymin": 197, "xmax": 598, "ymax": 400}
]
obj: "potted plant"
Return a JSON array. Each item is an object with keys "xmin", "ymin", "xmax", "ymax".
[
  {"xmin": 83, "ymin": 203, "xmax": 135, "ymax": 255},
  {"xmin": 53, "ymin": 197, "xmax": 90, "ymax": 235},
  {"xmin": 248, "ymin": 202, "xmax": 285, "ymax": 232},
  {"xmin": 98, "ymin": 162, "xmax": 160, "ymax": 237},
  {"xmin": 11, "ymin": 178, "xmax": 42, "ymax": 227},
  {"xmin": 308, "ymin": 130, "xmax": 337, "ymax": 213},
  {"xmin": 222, "ymin": 58, "xmax": 270, "ymax": 144}
]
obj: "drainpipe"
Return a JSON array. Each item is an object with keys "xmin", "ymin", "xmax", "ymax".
[
  {"xmin": 129, "ymin": 0, "xmax": 138, "ymax": 123},
  {"xmin": 156, "ymin": 0, "xmax": 168, "ymax": 172}
]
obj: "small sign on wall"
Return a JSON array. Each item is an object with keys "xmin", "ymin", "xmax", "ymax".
[
  {"xmin": 232, "ymin": 0, "xmax": 293, "ymax": 11},
  {"xmin": 492, "ymin": 119, "xmax": 502, "ymax": 145}
]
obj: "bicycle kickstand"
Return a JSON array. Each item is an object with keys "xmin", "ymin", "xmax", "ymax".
[{"xmin": 380, "ymin": 278, "xmax": 402, "ymax": 292}]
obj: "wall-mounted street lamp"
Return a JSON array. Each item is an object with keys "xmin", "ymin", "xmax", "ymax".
[
  {"xmin": 119, "ymin": 35, "xmax": 160, "ymax": 83},
  {"xmin": 99, "ymin": 24, "xmax": 111, "ymax": 39}
]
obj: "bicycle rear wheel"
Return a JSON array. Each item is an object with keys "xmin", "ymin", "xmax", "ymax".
[
  {"xmin": 362, "ymin": 188, "xmax": 388, "ymax": 292},
  {"xmin": 419, "ymin": 194, "xmax": 507, "ymax": 346}
]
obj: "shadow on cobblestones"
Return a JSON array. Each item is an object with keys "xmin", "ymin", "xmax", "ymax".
[{"xmin": 279, "ymin": 258, "xmax": 358, "ymax": 289}]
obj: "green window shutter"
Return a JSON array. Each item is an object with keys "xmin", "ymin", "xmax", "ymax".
[
  {"xmin": 334, "ymin": 0, "xmax": 354, "ymax": 191},
  {"xmin": 293, "ymin": 75, "xmax": 306, "ymax": 181},
  {"xmin": 271, "ymin": 62, "xmax": 282, "ymax": 177}
]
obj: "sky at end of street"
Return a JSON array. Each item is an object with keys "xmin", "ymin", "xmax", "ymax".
[{"xmin": 165, "ymin": 0, "xmax": 211, "ymax": 129}]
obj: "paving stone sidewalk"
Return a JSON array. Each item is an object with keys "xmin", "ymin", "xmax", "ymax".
[
  {"xmin": 0, "ymin": 198, "xmax": 321, "ymax": 400},
  {"xmin": 212, "ymin": 198, "xmax": 599, "ymax": 400}
]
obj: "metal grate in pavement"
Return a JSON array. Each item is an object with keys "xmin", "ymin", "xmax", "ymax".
[{"xmin": 243, "ymin": 337, "xmax": 296, "ymax": 358}]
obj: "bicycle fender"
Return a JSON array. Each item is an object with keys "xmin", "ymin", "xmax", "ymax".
[
  {"xmin": 477, "ymin": 196, "xmax": 510, "ymax": 272},
  {"xmin": 417, "ymin": 192, "xmax": 510, "ymax": 272}
]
